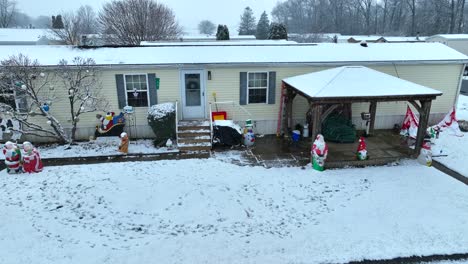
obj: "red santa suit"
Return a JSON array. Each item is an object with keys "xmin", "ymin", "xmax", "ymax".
[
  {"xmin": 3, "ymin": 141, "xmax": 22, "ymax": 174},
  {"xmin": 22, "ymin": 141, "xmax": 43, "ymax": 173}
]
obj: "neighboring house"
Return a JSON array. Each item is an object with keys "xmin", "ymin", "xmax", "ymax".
[
  {"xmin": 140, "ymin": 40, "xmax": 297, "ymax": 46},
  {"xmin": 172, "ymin": 35, "xmax": 257, "ymax": 42},
  {"xmin": 0, "ymin": 28, "xmax": 62, "ymax": 45},
  {"xmin": 337, "ymin": 35, "xmax": 425, "ymax": 44},
  {"xmin": 426, "ymin": 34, "xmax": 468, "ymax": 56},
  {"xmin": 0, "ymin": 43, "xmax": 466, "ymax": 142}
]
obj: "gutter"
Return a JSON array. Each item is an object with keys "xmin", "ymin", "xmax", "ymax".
[{"xmin": 25, "ymin": 60, "xmax": 468, "ymax": 70}]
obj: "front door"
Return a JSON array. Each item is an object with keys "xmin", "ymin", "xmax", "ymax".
[{"xmin": 181, "ymin": 70, "xmax": 205, "ymax": 119}]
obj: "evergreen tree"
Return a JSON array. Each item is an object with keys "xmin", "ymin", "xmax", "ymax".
[
  {"xmin": 216, "ymin": 24, "xmax": 230, "ymax": 40},
  {"xmin": 54, "ymin": 15, "xmax": 64, "ymax": 29},
  {"xmin": 238, "ymin": 7, "xmax": 256, "ymax": 35},
  {"xmin": 256, "ymin": 11, "xmax": 270, "ymax": 40},
  {"xmin": 198, "ymin": 20, "xmax": 216, "ymax": 35},
  {"xmin": 51, "ymin": 15, "xmax": 56, "ymax": 28},
  {"xmin": 223, "ymin": 25, "xmax": 230, "ymax": 40},
  {"xmin": 268, "ymin": 23, "xmax": 287, "ymax": 40}
]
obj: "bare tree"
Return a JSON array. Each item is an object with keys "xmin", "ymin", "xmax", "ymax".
[
  {"xmin": 56, "ymin": 57, "xmax": 109, "ymax": 143},
  {"xmin": 77, "ymin": 5, "xmax": 99, "ymax": 34},
  {"xmin": 198, "ymin": 20, "xmax": 216, "ymax": 35},
  {"xmin": 50, "ymin": 12, "xmax": 82, "ymax": 45},
  {"xmin": 99, "ymin": 0, "xmax": 182, "ymax": 45},
  {"xmin": 33, "ymin": 15, "xmax": 50, "ymax": 28},
  {"xmin": 0, "ymin": 0, "xmax": 16, "ymax": 28},
  {"xmin": 0, "ymin": 54, "xmax": 68, "ymax": 143}
]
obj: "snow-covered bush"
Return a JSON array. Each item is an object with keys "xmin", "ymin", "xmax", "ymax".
[{"xmin": 147, "ymin": 102, "xmax": 176, "ymax": 146}]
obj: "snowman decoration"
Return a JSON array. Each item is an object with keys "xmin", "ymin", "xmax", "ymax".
[
  {"xmin": 417, "ymin": 136, "xmax": 432, "ymax": 167},
  {"xmin": 356, "ymin": 136, "xmax": 368, "ymax": 160},
  {"xmin": 243, "ymin": 120, "xmax": 255, "ymax": 147},
  {"xmin": 311, "ymin": 134, "xmax": 328, "ymax": 171}
]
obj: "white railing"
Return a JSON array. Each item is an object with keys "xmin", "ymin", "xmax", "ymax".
[
  {"xmin": 209, "ymin": 103, "xmax": 213, "ymax": 145},
  {"xmin": 175, "ymin": 100, "xmax": 179, "ymax": 146}
]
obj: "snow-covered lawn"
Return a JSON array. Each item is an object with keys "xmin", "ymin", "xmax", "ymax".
[
  {"xmin": 1, "ymin": 158, "xmax": 468, "ymax": 264},
  {"xmin": 0, "ymin": 139, "xmax": 177, "ymax": 160},
  {"xmin": 433, "ymin": 95, "xmax": 468, "ymax": 176}
]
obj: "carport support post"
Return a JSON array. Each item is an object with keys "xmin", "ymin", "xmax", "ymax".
[
  {"xmin": 414, "ymin": 100, "xmax": 432, "ymax": 157},
  {"xmin": 369, "ymin": 101, "xmax": 377, "ymax": 136},
  {"xmin": 311, "ymin": 103, "xmax": 323, "ymax": 140},
  {"xmin": 285, "ymin": 88, "xmax": 296, "ymax": 133}
]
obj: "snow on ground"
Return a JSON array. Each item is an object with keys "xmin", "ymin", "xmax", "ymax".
[
  {"xmin": 433, "ymin": 95, "xmax": 468, "ymax": 176},
  {"xmin": 0, "ymin": 139, "xmax": 177, "ymax": 160},
  {"xmin": 1, "ymin": 158, "xmax": 468, "ymax": 264}
]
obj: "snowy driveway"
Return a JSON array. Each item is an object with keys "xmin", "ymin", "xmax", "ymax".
[{"xmin": 1, "ymin": 159, "xmax": 468, "ymax": 264}]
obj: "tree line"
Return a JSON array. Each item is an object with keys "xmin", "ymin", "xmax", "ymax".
[{"xmin": 271, "ymin": 0, "xmax": 467, "ymax": 36}]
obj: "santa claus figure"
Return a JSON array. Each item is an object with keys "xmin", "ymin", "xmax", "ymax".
[
  {"xmin": 2, "ymin": 141, "xmax": 22, "ymax": 174},
  {"xmin": 356, "ymin": 136, "xmax": 368, "ymax": 160},
  {"xmin": 101, "ymin": 112, "xmax": 115, "ymax": 131},
  {"xmin": 22, "ymin": 141, "xmax": 43, "ymax": 173},
  {"xmin": 417, "ymin": 136, "xmax": 432, "ymax": 167},
  {"xmin": 311, "ymin": 134, "xmax": 328, "ymax": 171}
]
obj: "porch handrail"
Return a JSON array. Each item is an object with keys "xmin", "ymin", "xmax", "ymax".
[
  {"xmin": 209, "ymin": 103, "xmax": 213, "ymax": 146},
  {"xmin": 175, "ymin": 100, "xmax": 179, "ymax": 146}
]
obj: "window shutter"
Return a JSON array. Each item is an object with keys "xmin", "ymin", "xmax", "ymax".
[
  {"xmin": 268, "ymin": 71, "xmax": 276, "ymax": 104},
  {"xmin": 147, "ymin": 73, "xmax": 158, "ymax": 106},
  {"xmin": 115, "ymin": 74, "xmax": 126, "ymax": 109},
  {"xmin": 14, "ymin": 89, "xmax": 28, "ymax": 113},
  {"xmin": 240, "ymin": 72, "xmax": 247, "ymax": 105}
]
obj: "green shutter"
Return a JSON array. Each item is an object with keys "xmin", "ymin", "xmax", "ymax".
[
  {"xmin": 240, "ymin": 72, "xmax": 247, "ymax": 105},
  {"xmin": 148, "ymin": 73, "xmax": 158, "ymax": 106},
  {"xmin": 115, "ymin": 74, "xmax": 126, "ymax": 108},
  {"xmin": 268, "ymin": 71, "xmax": 276, "ymax": 104}
]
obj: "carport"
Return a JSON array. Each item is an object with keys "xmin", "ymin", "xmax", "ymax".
[{"xmin": 281, "ymin": 66, "xmax": 443, "ymax": 155}]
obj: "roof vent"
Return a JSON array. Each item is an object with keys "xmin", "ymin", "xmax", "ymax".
[{"xmin": 360, "ymin": 40, "xmax": 368, "ymax": 47}]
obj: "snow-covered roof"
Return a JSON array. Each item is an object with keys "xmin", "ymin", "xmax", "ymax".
[
  {"xmin": 140, "ymin": 40, "xmax": 297, "ymax": 46},
  {"xmin": 0, "ymin": 28, "xmax": 53, "ymax": 44},
  {"xmin": 283, "ymin": 66, "xmax": 443, "ymax": 100},
  {"xmin": 428, "ymin": 34, "xmax": 468, "ymax": 40},
  {"xmin": 338, "ymin": 35, "xmax": 383, "ymax": 41},
  {"xmin": 0, "ymin": 43, "xmax": 466, "ymax": 67},
  {"xmin": 383, "ymin": 36, "xmax": 425, "ymax": 42},
  {"xmin": 179, "ymin": 35, "xmax": 257, "ymax": 41}
]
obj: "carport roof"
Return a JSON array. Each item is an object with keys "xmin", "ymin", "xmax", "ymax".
[{"xmin": 282, "ymin": 66, "xmax": 443, "ymax": 103}]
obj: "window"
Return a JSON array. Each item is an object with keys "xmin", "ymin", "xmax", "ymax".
[
  {"xmin": 125, "ymin": 74, "xmax": 148, "ymax": 107},
  {"xmin": 0, "ymin": 89, "xmax": 16, "ymax": 110},
  {"xmin": 247, "ymin": 72, "xmax": 268, "ymax": 104}
]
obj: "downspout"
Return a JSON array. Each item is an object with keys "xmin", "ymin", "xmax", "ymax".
[{"xmin": 454, "ymin": 63, "xmax": 466, "ymax": 108}]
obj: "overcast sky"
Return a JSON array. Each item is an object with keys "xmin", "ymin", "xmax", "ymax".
[{"xmin": 17, "ymin": 0, "xmax": 279, "ymax": 34}]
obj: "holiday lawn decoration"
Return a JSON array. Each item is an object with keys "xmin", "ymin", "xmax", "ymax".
[
  {"xmin": 118, "ymin": 132, "xmax": 129, "ymax": 154},
  {"xmin": 400, "ymin": 106, "xmax": 419, "ymax": 139},
  {"xmin": 356, "ymin": 136, "xmax": 368, "ymax": 160},
  {"xmin": 95, "ymin": 112, "xmax": 126, "ymax": 138},
  {"xmin": 417, "ymin": 135, "xmax": 432, "ymax": 167},
  {"xmin": 311, "ymin": 134, "xmax": 328, "ymax": 171},
  {"xmin": 22, "ymin": 141, "xmax": 43, "ymax": 173},
  {"xmin": 2, "ymin": 141, "xmax": 22, "ymax": 174},
  {"xmin": 243, "ymin": 122, "xmax": 255, "ymax": 147},
  {"xmin": 433, "ymin": 107, "xmax": 464, "ymax": 137}
]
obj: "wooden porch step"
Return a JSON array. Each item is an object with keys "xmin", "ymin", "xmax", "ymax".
[
  {"xmin": 178, "ymin": 138, "xmax": 211, "ymax": 144},
  {"xmin": 178, "ymin": 145, "xmax": 212, "ymax": 152}
]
